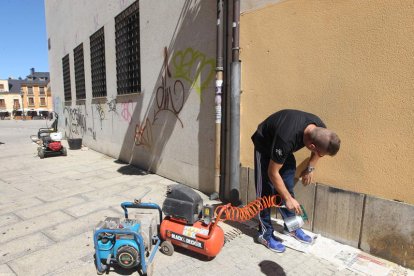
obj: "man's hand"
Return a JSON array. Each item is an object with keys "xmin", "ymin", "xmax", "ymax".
[
  {"xmin": 300, "ymin": 170, "xmax": 314, "ymax": 186},
  {"xmin": 285, "ymin": 197, "xmax": 302, "ymax": 215}
]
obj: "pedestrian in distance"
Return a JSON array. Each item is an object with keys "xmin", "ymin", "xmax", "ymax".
[{"xmin": 252, "ymin": 109, "xmax": 341, "ymax": 252}]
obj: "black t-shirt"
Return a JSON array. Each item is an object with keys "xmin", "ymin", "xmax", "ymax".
[{"xmin": 251, "ymin": 109, "xmax": 326, "ymax": 164}]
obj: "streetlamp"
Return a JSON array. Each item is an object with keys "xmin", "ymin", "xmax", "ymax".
[{"xmin": 20, "ymin": 87, "xmax": 25, "ymax": 121}]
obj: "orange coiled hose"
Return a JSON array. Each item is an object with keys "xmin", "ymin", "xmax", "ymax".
[{"xmin": 214, "ymin": 195, "xmax": 283, "ymax": 223}]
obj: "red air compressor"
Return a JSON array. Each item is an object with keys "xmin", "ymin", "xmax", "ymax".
[{"xmin": 159, "ymin": 184, "xmax": 224, "ymax": 258}]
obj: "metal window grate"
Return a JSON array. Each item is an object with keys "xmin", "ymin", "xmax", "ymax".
[
  {"xmin": 90, "ymin": 27, "xmax": 107, "ymax": 98},
  {"xmin": 74, "ymin": 43, "xmax": 86, "ymax": 100},
  {"xmin": 62, "ymin": 54, "xmax": 72, "ymax": 101},
  {"xmin": 115, "ymin": 1, "xmax": 141, "ymax": 95}
]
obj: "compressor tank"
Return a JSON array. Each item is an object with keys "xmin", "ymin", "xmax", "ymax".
[{"xmin": 160, "ymin": 218, "xmax": 224, "ymax": 258}]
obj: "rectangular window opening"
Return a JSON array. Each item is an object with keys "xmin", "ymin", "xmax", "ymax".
[
  {"xmin": 62, "ymin": 54, "xmax": 72, "ymax": 101},
  {"xmin": 74, "ymin": 43, "xmax": 86, "ymax": 100},
  {"xmin": 90, "ymin": 27, "xmax": 107, "ymax": 98},
  {"xmin": 115, "ymin": 1, "xmax": 141, "ymax": 95}
]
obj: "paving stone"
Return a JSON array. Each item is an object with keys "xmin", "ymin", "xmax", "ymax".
[
  {"xmin": 14, "ymin": 196, "xmax": 86, "ymax": 219},
  {"xmin": 0, "ymin": 232, "xmax": 54, "ymax": 264},
  {"xmin": 0, "ymin": 211, "xmax": 73, "ymax": 244},
  {"xmin": 8, "ymin": 232, "xmax": 93, "ymax": 275},
  {"xmin": 64, "ymin": 195, "xmax": 127, "ymax": 217},
  {"xmin": 0, "ymin": 264, "xmax": 15, "ymax": 275},
  {"xmin": 81, "ymin": 182, "xmax": 136, "ymax": 201},
  {"xmin": 0, "ymin": 214, "xmax": 21, "ymax": 228},
  {"xmin": 115, "ymin": 184, "xmax": 156, "ymax": 200},
  {"xmin": 87, "ymin": 175, "xmax": 132, "ymax": 189},
  {"xmin": 43, "ymin": 209, "xmax": 121, "ymax": 242},
  {"xmin": 1, "ymin": 121, "xmax": 412, "ymax": 276},
  {"xmin": 0, "ymin": 192, "xmax": 43, "ymax": 210},
  {"xmin": 35, "ymin": 184, "xmax": 96, "ymax": 202}
]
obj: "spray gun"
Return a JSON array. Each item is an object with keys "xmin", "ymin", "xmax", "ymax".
[{"xmin": 280, "ymin": 205, "xmax": 309, "ymax": 232}]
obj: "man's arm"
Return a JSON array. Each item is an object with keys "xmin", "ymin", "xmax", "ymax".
[
  {"xmin": 301, "ymin": 151, "xmax": 321, "ymax": 185},
  {"xmin": 268, "ymin": 160, "xmax": 302, "ymax": 214}
]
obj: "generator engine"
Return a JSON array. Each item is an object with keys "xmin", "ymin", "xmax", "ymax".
[
  {"xmin": 94, "ymin": 202, "xmax": 162, "ymax": 275},
  {"xmin": 159, "ymin": 184, "xmax": 224, "ymax": 258}
]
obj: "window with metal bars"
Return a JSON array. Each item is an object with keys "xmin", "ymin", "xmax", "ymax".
[
  {"xmin": 115, "ymin": 1, "xmax": 141, "ymax": 95},
  {"xmin": 90, "ymin": 27, "xmax": 107, "ymax": 98},
  {"xmin": 74, "ymin": 43, "xmax": 86, "ymax": 100},
  {"xmin": 62, "ymin": 54, "xmax": 71, "ymax": 101}
]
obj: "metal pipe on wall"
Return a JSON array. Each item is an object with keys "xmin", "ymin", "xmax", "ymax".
[
  {"xmin": 229, "ymin": 0, "xmax": 241, "ymax": 205},
  {"xmin": 214, "ymin": 0, "xmax": 224, "ymax": 194}
]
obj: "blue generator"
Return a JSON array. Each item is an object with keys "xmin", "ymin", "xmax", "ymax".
[{"xmin": 93, "ymin": 202, "xmax": 162, "ymax": 275}]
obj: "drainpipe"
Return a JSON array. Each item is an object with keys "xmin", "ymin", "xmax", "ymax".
[
  {"xmin": 229, "ymin": 0, "xmax": 241, "ymax": 206},
  {"xmin": 214, "ymin": 0, "xmax": 224, "ymax": 195}
]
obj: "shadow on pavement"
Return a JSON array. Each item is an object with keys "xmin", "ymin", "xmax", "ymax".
[
  {"xmin": 259, "ymin": 260, "xmax": 286, "ymax": 276},
  {"xmin": 169, "ymin": 245, "xmax": 215, "ymax": 262},
  {"xmin": 222, "ymin": 220, "xmax": 285, "ymax": 240},
  {"xmin": 115, "ymin": 160, "xmax": 148, "ymax": 176}
]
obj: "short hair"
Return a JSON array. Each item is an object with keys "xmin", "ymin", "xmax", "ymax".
[{"xmin": 311, "ymin": 127, "xmax": 341, "ymax": 156}]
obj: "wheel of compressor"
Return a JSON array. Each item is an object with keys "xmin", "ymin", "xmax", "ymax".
[
  {"xmin": 116, "ymin": 245, "xmax": 139, "ymax": 269},
  {"xmin": 38, "ymin": 148, "xmax": 45, "ymax": 159},
  {"xmin": 160, "ymin": 241, "xmax": 174, "ymax": 256},
  {"xmin": 61, "ymin": 147, "xmax": 67, "ymax": 156}
]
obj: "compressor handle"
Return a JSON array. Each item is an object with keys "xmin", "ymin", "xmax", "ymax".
[{"xmin": 121, "ymin": 202, "xmax": 163, "ymax": 224}]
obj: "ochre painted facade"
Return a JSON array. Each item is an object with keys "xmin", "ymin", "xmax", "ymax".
[
  {"xmin": 240, "ymin": 0, "xmax": 414, "ymax": 204},
  {"xmin": 20, "ymin": 84, "xmax": 53, "ymax": 114}
]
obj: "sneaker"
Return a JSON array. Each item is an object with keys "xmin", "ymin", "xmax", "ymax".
[
  {"xmin": 288, "ymin": 228, "xmax": 313, "ymax": 244},
  {"xmin": 257, "ymin": 235, "xmax": 286, "ymax": 253}
]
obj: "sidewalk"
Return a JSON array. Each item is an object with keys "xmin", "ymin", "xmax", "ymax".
[{"xmin": 0, "ymin": 120, "xmax": 412, "ymax": 276}]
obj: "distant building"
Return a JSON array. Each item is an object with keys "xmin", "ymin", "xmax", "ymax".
[
  {"xmin": 0, "ymin": 79, "xmax": 21, "ymax": 119},
  {"xmin": 0, "ymin": 68, "xmax": 53, "ymax": 119}
]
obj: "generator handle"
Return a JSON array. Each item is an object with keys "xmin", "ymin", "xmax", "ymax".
[{"xmin": 121, "ymin": 202, "xmax": 163, "ymax": 224}]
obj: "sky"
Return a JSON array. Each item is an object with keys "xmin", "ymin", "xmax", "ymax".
[{"xmin": 0, "ymin": 0, "xmax": 49, "ymax": 80}]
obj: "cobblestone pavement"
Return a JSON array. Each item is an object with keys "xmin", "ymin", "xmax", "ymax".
[{"xmin": 0, "ymin": 120, "xmax": 410, "ymax": 276}]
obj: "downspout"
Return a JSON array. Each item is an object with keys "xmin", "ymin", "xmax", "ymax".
[
  {"xmin": 229, "ymin": 0, "xmax": 241, "ymax": 205},
  {"xmin": 215, "ymin": 0, "xmax": 224, "ymax": 195}
]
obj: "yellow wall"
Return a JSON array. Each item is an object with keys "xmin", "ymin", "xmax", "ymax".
[
  {"xmin": 21, "ymin": 85, "xmax": 53, "ymax": 111},
  {"xmin": 0, "ymin": 93, "xmax": 21, "ymax": 112},
  {"xmin": 240, "ymin": 0, "xmax": 414, "ymax": 204}
]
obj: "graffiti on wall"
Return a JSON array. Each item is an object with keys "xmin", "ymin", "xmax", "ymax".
[
  {"xmin": 64, "ymin": 106, "xmax": 87, "ymax": 138},
  {"xmin": 134, "ymin": 118, "xmax": 153, "ymax": 149},
  {"xmin": 172, "ymin": 47, "xmax": 215, "ymax": 97},
  {"xmin": 107, "ymin": 97, "xmax": 117, "ymax": 113},
  {"xmin": 134, "ymin": 46, "xmax": 215, "ymax": 150},
  {"xmin": 57, "ymin": 45, "xmax": 214, "ymax": 150},
  {"xmin": 121, "ymin": 101, "xmax": 134, "ymax": 124},
  {"xmin": 153, "ymin": 47, "xmax": 185, "ymax": 127}
]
